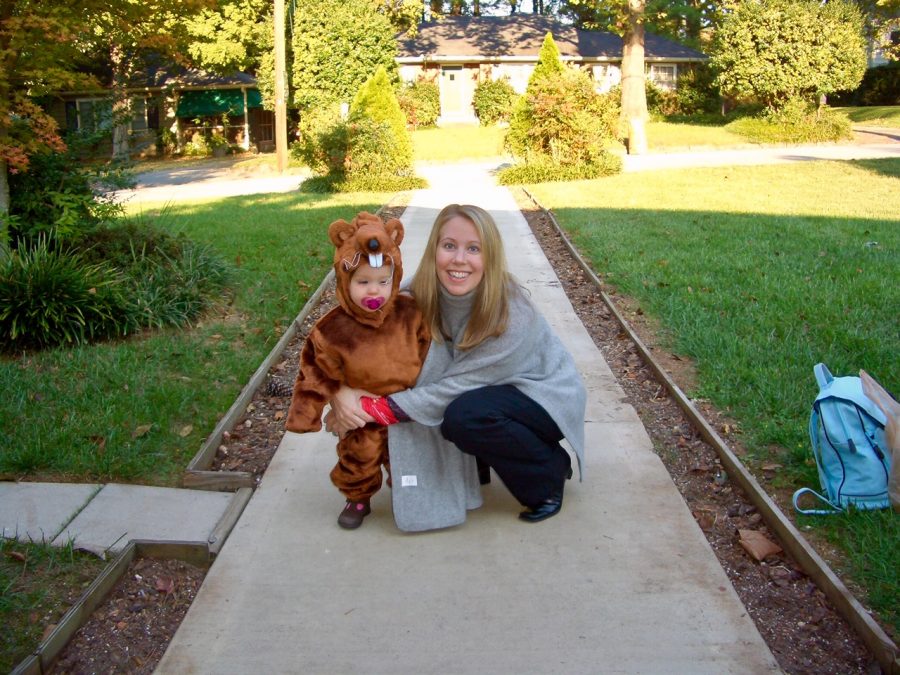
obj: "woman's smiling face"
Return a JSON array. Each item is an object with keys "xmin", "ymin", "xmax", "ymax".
[{"xmin": 435, "ymin": 215, "xmax": 484, "ymax": 296}]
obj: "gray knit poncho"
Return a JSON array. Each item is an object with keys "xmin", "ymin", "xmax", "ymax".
[{"xmin": 387, "ymin": 283, "xmax": 586, "ymax": 532}]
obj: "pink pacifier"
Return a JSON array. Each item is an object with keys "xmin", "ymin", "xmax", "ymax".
[{"xmin": 363, "ymin": 297, "xmax": 384, "ymax": 310}]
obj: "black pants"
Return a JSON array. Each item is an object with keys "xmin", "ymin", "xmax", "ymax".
[{"xmin": 440, "ymin": 385, "xmax": 571, "ymax": 508}]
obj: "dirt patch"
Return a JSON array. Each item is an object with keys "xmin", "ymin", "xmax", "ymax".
[
  {"xmin": 49, "ymin": 557, "xmax": 206, "ymax": 674},
  {"xmin": 44, "ymin": 201, "xmax": 884, "ymax": 674}
]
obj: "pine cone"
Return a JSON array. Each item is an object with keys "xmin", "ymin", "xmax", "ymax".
[{"xmin": 265, "ymin": 376, "xmax": 293, "ymax": 398}]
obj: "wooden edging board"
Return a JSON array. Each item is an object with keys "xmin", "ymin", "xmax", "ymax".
[
  {"xmin": 524, "ymin": 189, "xmax": 900, "ymax": 675},
  {"xmin": 182, "ymin": 202, "xmax": 396, "ymax": 487},
  {"xmin": 11, "ymin": 540, "xmax": 210, "ymax": 675},
  {"xmin": 182, "ymin": 267, "xmax": 335, "ymax": 481}
]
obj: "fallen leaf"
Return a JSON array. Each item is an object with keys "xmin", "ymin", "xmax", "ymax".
[
  {"xmin": 116, "ymin": 620, "xmax": 128, "ymax": 630},
  {"xmin": 133, "ymin": 424, "xmax": 152, "ymax": 439},
  {"xmin": 6, "ymin": 551, "xmax": 26, "ymax": 562},
  {"xmin": 178, "ymin": 425, "xmax": 193, "ymax": 438},
  {"xmin": 89, "ymin": 435, "xmax": 106, "ymax": 452},
  {"xmin": 738, "ymin": 529, "xmax": 782, "ymax": 562},
  {"xmin": 274, "ymin": 410, "xmax": 285, "ymax": 421},
  {"xmin": 155, "ymin": 577, "xmax": 175, "ymax": 594},
  {"xmin": 41, "ymin": 624, "xmax": 58, "ymax": 641},
  {"xmin": 761, "ymin": 463, "xmax": 782, "ymax": 472}
]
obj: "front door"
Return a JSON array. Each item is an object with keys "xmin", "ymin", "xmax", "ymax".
[{"xmin": 440, "ymin": 66, "xmax": 465, "ymax": 117}]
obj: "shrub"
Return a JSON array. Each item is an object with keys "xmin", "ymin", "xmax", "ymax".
[
  {"xmin": 297, "ymin": 66, "xmax": 424, "ymax": 193},
  {"xmin": 73, "ymin": 222, "xmax": 233, "ymax": 330},
  {"xmin": 496, "ymin": 153, "xmax": 622, "ymax": 185},
  {"xmin": 126, "ymin": 240, "xmax": 233, "ymax": 329},
  {"xmin": 292, "ymin": 106, "xmax": 344, "ymax": 175},
  {"xmin": 725, "ymin": 98, "xmax": 852, "ymax": 144},
  {"xmin": 7, "ymin": 149, "xmax": 128, "ymax": 244},
  {"xmin": 832, "ymin": 62, "xmax": 900, "ymax": 106},
  {"xmin": 645, "ymin": 80, "xmax": 680, "ymax": 119},
  {"xmin": 673, "ymin": 64, "xmax": 721, "ymax": 115},
  {"xmin": 397, "ymin": 80, "xmax": 440, "ymax": 129},
  {"xmin": 0, "ymin": 237, "xmax": 129, "ymax": 351},
  {"xmin": 473, "ymin": 79, "xmax": 517, "ymax": 126},
  {"xmin": 506, "ymin": 68, "xmax": 619, "ymax": 166},
  {"xmin": 349, "ymin": 65, "xmax": 413, "ymax": 170}
]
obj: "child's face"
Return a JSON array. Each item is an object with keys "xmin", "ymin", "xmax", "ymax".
[
  {"xmin": 349, "ymin": 262, "xmax": 392, "ymax": 312},
  {"xmin": 435, "ymin": 215, "xmax": 484, "ymax": 296}
]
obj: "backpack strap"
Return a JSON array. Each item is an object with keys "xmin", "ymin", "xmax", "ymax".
[
  {"xmin": 792, "ymin": 487, "xmax": 844, "ymax": 515},
  {"xmin": 814, "ymin": 363, "xmax": 834, "ymax": 390}
]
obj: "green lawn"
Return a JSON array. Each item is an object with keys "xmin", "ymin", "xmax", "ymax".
[
  {"xmin": 411, "ymin": 124, "xmax": 509, "ymax": 162},
  {"xmin": 528, "ymin": 158, "xmax": 900, "ymax": 633},
  {"xmin": 835, "ymin": 105, "xmax": 900, "ymax": 128},
  {"xmin": 1, "ymin": 192, "xmax": 392, "ymax": 483}
]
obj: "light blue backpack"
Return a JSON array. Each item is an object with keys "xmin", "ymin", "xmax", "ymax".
[{"xmin": 792, "ymin": 363, "xmax": 892, "ymax": 515}]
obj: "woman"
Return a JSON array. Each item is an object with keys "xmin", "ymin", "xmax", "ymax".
[{"xmin": 328, "ymin": 204, "xmax": 586, "ymax": 531}]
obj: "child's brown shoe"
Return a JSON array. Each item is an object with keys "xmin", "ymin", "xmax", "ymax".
[{"xmin": 337, "ymin": 500, "xmax": 371, "ymax": 529}]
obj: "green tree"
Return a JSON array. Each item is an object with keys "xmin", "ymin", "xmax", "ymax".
[
  {"xmin": 83, "ymin": 1, "xmax": 215, "ymax": 158},
  {"xmin": 711, "ymin": 0, "xmax": 867, "ymax": 111},
  {"xmin": 290, "ymin": 0, "xmax": 399, "ymax": 113},
  {"xmin": 0, "ymin": 3, "xmax": 104, "ymax": 250},
  {"xmin": 185, "ymin": 0, "xmax": 271, "ymax": 74}
]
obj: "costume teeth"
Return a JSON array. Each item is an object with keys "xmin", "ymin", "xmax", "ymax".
[{"xmin": 369, "ymin": 253, "xmax": 383, "ymax": 268}]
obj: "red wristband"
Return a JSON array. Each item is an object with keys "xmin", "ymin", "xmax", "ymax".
[{"xmin": 360, "ymin": 396, "xmax": 399, "ymax": 426}]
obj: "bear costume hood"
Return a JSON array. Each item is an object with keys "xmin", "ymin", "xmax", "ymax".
[{"xmin": 328, "ymin": 211, "xmax": 405, "ymax": 329}]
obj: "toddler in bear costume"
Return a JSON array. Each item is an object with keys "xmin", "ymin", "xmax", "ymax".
[{"xmin": 286, "ymin": 212, "xmax": 430, "ymax": 529}]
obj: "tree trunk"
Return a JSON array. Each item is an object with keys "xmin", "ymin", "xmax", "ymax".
[
  {"xmin": 111, "ymin": 45, "xmax": 130, "ymax": 159},
  {"xmin": 0, "ymin": 157, "xmax": 9, "ymax": 254},
  {"xmin": 621, "ymin": 0, "xmax": 648, "ymax": 155}
]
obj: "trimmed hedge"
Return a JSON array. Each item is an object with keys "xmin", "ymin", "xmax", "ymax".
[
  {"xmin": 726, "ymin": 99, "xmax": 852, "ymax": 143},
  {"xmin": 496, "ymin": 153, "xmax": 622, "ymax": 185}
]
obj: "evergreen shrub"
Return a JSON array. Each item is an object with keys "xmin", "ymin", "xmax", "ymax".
[
  {"xmin": 472, "ymin": 79, "xmax": 517, "ymax": 126},
  {"xmin": 298, "ymin": 66, "xmax": 424, "ymax": 193},
  {"xmin": 398, "ymin": 80, "xmax": 440, "ymax": 128},
  {"xmin": 349, "ymin": 66, "xmax": 413, "ymax": 169}
]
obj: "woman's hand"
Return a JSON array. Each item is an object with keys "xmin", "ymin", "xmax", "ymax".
[{"xmin": 325, "ymin": 386, "xmax": 376, "ymax": 437}]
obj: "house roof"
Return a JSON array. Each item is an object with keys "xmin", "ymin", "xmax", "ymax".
[{"xmin": 396, "ymin": 14, "xmax": 706, "ymax": 63}]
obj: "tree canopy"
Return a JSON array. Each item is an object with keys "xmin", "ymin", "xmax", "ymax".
[
  {"xmin": 289, "ymin": 0, "xmax": 399, "ymax": 112},
  {"xmin": 710, "ymin": 0, "xmax": 867, "ymax": 110}
]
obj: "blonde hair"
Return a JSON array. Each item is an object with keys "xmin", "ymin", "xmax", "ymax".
[{"xmin": 410, "ymin": 204, "xmax": 511, "ymax": 350}]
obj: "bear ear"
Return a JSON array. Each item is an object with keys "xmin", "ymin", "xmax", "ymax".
[
  {"xmin": 384, "ymin": 218, "xmax": 404, "ymax": 246},
  {"xmin": 328, "ymin": 219, "xmax": 357, "ymax": 247}
]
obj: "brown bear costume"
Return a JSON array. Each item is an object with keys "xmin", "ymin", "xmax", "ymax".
[{"xmin": 286, "ymin": 212, "xmax": 430, "ymax": 504}]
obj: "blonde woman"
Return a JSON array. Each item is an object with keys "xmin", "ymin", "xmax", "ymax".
[{"xmin": 328, "ymin": 204, "xmax": 586, "ymax": 531}]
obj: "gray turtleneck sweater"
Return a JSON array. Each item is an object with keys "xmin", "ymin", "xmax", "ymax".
[{"xmin": 387, "ymin": 283, "xmax": 586, "ymax": 532}]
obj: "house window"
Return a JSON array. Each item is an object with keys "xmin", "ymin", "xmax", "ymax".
[
  {"xmin": 648, "ymin": 64, "xmax": 677, "ymax": 90},
  {"xmin": 591, "ymin": 64, "xmax": 619, "ymax": 93},
  {"xmin": 64, "ymin": 98, "xmax": 113, "ymax": 133},
  {"xmin": 131, "ymin": 97, "xmax": 148, "ymax": 131}
]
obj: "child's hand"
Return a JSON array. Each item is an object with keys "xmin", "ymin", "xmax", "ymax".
[{"xmin": 326, "ymin": 386, "xmax": 376, "ymax": 436}]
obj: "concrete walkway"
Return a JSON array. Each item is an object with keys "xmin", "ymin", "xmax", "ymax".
[
  {"xmin": 156, "ymin": 163, "xmax": 779, "ymax": 674},
  {"xmin": 0, "ymin": 481, "xmax": 243, "ymax": 558}
]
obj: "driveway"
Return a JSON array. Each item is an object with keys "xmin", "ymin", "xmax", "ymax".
[{"xmin": 116, "ymin": 127, "xmax": 900, "ymax": 204}]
